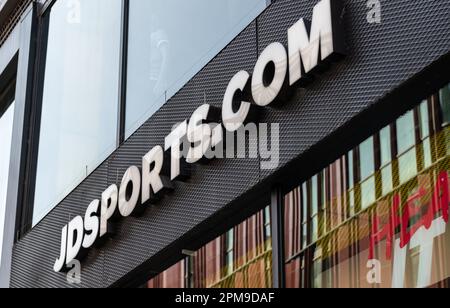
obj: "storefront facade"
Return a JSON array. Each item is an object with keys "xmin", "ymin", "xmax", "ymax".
[{"xmin": 0, "ymin": 0, "xmax": 448, "ymax": 288}]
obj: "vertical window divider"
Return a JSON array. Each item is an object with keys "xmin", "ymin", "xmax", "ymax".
[
  {"xmin": 434, "ymin": 93, "xmax": 444, "ymax": 131},
  {"xmin": 413, "ymin": 107, "xmax": 423, "ymax": 172},
  {"xmin": 430, "ymin": 95, "xmax": 443, "ymax": 161},
  {"xmin": 117, "ymin": 0, "xmax": 130, "ymax": 146},
  {"xmin": 270, "ymin": 186, "xmax": 286, "ymax": 288},
  {"xmin": 390, "ymin": 123, "xmax": 400, "ymax": 188},
  {"xmin": 16, "ymin": 3, "xmax": 49, "ymax": 238}
]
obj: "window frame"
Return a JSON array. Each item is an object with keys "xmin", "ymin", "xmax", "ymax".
[{"xmin": 224, "ymin": 229, "xmax": 235, "ymax": 277}]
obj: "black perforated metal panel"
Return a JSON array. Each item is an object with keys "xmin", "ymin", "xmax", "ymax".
[{"xmin": 10, "ymin": 0, "xmax": 450, "ymax": 288}]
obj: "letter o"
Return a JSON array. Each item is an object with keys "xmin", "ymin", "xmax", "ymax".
[
  {"xmin": 251, "ymin": 42, "xmax": 288, "ymax": 106},
  {"xmin": 118, "ymin": 166, "xmax": 141, "ymax": 217}
]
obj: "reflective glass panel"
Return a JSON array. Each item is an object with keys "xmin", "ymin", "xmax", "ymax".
[
  {"xmin": 33, "ymin": 0, "xmax": 122, "ymax": 225},
  {"xmin": 126, "ymin": 0, "xmax": 269, "ymax": 138},
  {"xmin": 359, "ymin": 137, "xmax": 375, "ymax": 180}
]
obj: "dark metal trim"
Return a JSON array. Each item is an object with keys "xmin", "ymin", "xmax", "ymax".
[
  {"xmin": 117, "ymin": 0, "xmax": 129, "ymax": 146},
  {"xmin": 0, "ymin": 66, "xmax": 16, "ymax": 117},
  {"xmin": 15, "ymin": 2, "xmax": 50, "ymax": 238},
  {"xmin": 270, "ymin": 186, "xmax": 286, "ymax": 288},
  {"xmin": 38, "ymin": 0, "xmax": 56, "ymax": 16}
]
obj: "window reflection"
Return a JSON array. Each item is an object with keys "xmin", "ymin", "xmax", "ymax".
[
  {"xmin": 419, "ymin": 101, "xmax": 432, "ymax": 169},
  {"xmin": 225, "ymin": 230, "xmax": 234, "ymax": 277},
  {"xmin": 284, "ymin": 84, "xmax": 450, "ymax": 288},
  {"xmin": 148, "ymin": 207, "xmax": 272, "ymax": 288},
  {"xmin": 397, "ymin": 111, "xmax": 416, "ymax": 153},
  {"xmin": 397, "ymin": 111, "xmax": 418, "ymax": 184},
  {"xmin": 33, "ymin": 0, "xmax": 122, "ymax": 226},
  {"xmin": 379, "ymin": 126, "xmax": 392, "ymax": 166},
  {"xmin": 379, "ymin": 126, "xmax": 393, "ymax": 195},
  {"xmin": 359, "ymin": 137, "xmax": 375, "ymax": 209},
  {"xmin": 360, "ymin": 137, "xmax": 375, "ymax": 180},
  {"xmin": 311, "ymin": 176, "xmax": 319, "ymax": 242},
  {"xmin": 301, "ymin": 183, "xmax": 308, "ymax": 248},
  {"xmin": 126, "ymin": 0, "xmax": 268, "ymax": 138}
]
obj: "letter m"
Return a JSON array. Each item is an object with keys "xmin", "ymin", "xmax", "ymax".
[{"xmin": 288, "ymin": 0, "xmax": 346, "ymax": 86}]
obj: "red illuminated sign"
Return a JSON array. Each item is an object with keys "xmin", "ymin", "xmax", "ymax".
[{"xmin": 369, "ymin": 171, "xmax": 449, "ymax": 260}]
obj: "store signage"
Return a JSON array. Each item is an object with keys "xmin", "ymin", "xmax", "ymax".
[{"xmin": 53, "ymin": 0, "xmax": 346, "ymax": 272}]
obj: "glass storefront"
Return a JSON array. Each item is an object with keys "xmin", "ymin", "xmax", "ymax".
[
  {"xmin": 284, "ymin": 86, "xmax": 450, "ymax": 288},
  {"xmin": 148, "ymin": 207, "xmax": 273, "ymax": 288}
]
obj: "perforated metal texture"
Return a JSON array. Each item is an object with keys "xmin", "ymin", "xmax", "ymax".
[{"xmin": 10, "ymin": 0, "xmax": 450, "ymax": 288}]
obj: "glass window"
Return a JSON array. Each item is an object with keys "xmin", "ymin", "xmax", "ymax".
[
  {"xmin": 225, "ymin": 229, "xmax": 234, "ymax": 276},
  {"xmin": 125, "ymin": 0, "xmax": 269, "ymax": 138},
  {"xmin": 311, "ymin": 176, "xmax": 319, "ymax": 216},
  {"xmin": 33, "ymin": 0, "xmax": 122, "ymax": 226},
  {"xmin": 264, "ymin": 206, "xmax": 271, "ymax": 248},
  {"xmin": 311, "ymin": 176, "xmax": 319, "ymax": 242},
  {"xmin": 419, "ymin": 101, "xmax": 430, "ymax": 139},
  {"xmin": 359, "ymin": 137, "xmax": 375, "ymax": 180},
  {"xmin": 440, "ymin": 84, "xmax": 450, "ymax": 126},
  {"xmin": 347, "ymin": 151, "xmax": 354, "ymax": 188},
  {"xmin": 148, "ymin": 207, "xmax": 273, "ymax": 288},
  {"xmin": 301, "ymin": 183, "xmax": 308, "ymax": 248},
  {"xmin": 398, "ymin": 149, "xmax": 418, "ymax": 184},
  {"xmin": 359, "ymin": 137, "xmax": 375, "ymax": 209},
  {"xmin": 379, "ymin": 126, "xmax": 392, "ymax": 166},
  {"xmin": 361, "ymin": 177, "xmax": 376, "ymax": 209},
  {"xmin": 313, "ymin": 249, "xmax": 322, "ymax": 288},
  {"xmin": 419, "ymin": 101, "xmax": 432, "ymax": 168},
  {"xmin": 396, "ymin": 111, "xmax": 418, "ymax": 184},
  {"xmin": 379, "ymin": 126, "xmax": 393, "ymax": 195},
  {"xmin": 320, "ymin": 171, "xmax": 328, "ymax": 233},
  {"xmin": 0, "ymin": 103, "xmax": 14, "ymax": 267},
  {"xmin": 381, "ymin": 165, "xmax": 393, "ymax": 196},
  {"xmin": 396, "ymin": 111, "xmax": 416, "ymax": 154},
  {"xmin": 277, "ymin": 90, "xmax": 450, "ymax": 289},
  {"xmin": 347, "ymin": 151, "xmax": 356, "ymax": 216}
]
